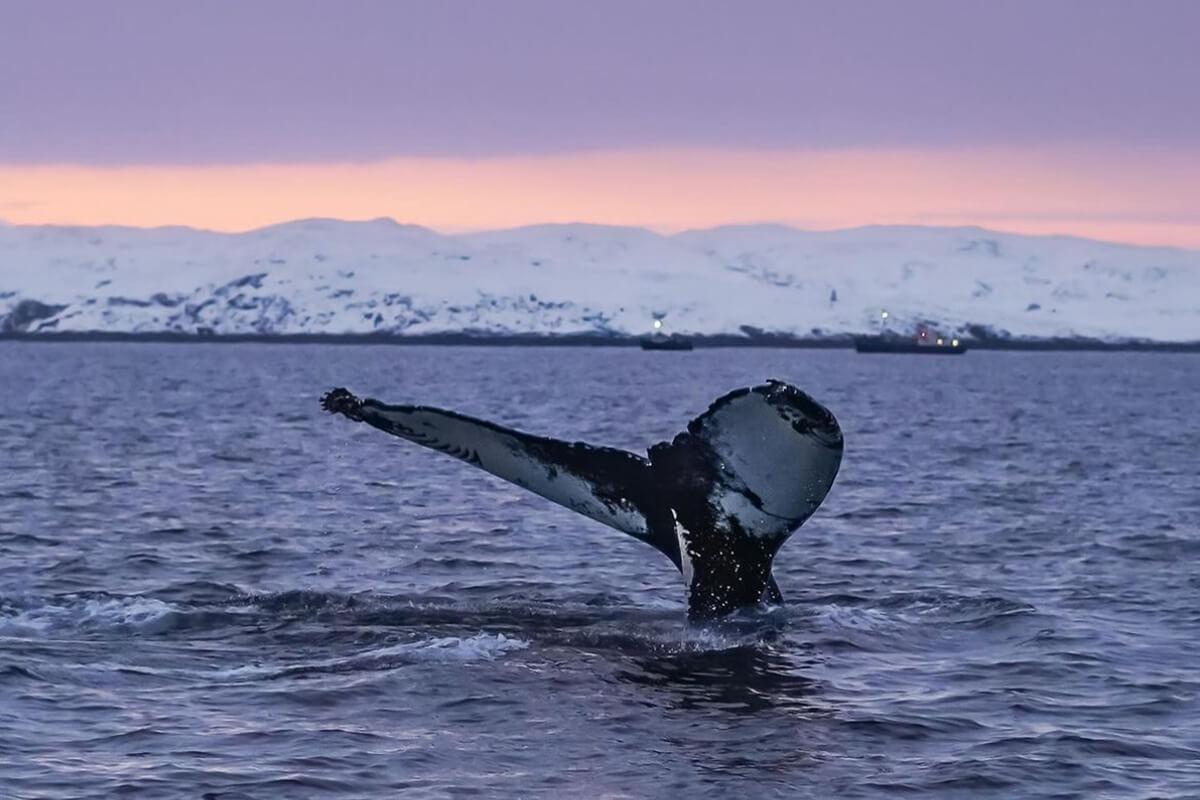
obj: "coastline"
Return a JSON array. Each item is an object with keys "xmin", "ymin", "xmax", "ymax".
[{"xmin": 2, "ymin": 331, "xmax": 1199, "ymax": 352}]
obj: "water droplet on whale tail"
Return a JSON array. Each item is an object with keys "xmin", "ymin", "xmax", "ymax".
[{"xmin": 321, "ymin": 379, "xmax": 842, "ymax": 621}]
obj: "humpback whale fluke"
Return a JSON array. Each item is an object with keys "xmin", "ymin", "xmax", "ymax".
[{"xmin": 320, "ymin": 381, "xmax": 842, "ymax": 621}]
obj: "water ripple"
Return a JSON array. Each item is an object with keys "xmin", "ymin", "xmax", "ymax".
[{"xmin": 1, "ymin": 345, "xmax": 1198, "ymax": 798}]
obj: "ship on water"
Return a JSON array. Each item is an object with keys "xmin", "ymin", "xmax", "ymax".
[
  {"xmin": 854, "ymin": 310, "xmax": 967, "ymax": 355},
  {"xmin": 639, "ymin": 315, "xmax": 693, "ymax": 351}
]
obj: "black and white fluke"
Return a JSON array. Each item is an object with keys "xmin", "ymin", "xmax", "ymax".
[{"xmin": 321, "ymin": 380, "xmax": 843, "ymax": 621}]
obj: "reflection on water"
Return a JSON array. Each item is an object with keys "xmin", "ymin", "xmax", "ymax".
[{"xmin": 621, "ymin": 644, "xmax": 821, "ymax": 714}]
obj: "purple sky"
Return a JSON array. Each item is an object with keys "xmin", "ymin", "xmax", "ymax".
[{"xmin": 3, "ymin": 0, "xmax": 1198, "ymax": 164}]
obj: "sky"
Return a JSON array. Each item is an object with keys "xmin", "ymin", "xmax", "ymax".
[{"xmin": 2, "ymin": 0, "xmax": 1198, "ymax": 246}]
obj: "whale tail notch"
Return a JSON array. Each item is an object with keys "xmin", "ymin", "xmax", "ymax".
[{"xmin": 321, "ymin": 380, "xmax": 842, "ymax": 621}]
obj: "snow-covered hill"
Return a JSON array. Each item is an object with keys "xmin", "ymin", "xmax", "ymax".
[{"xmin": 1, "ymin": 219, "xmax": 1197, "ymax": 342}]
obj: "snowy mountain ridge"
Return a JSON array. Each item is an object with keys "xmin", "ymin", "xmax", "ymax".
[{"xmin": 1, "ymin": 219, "xmax": 1197, "ymax": 342}]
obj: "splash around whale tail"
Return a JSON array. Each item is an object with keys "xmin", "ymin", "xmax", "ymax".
[{"xmin": 321, "ymin": 380, "xmax": 842, "ymax": 621}]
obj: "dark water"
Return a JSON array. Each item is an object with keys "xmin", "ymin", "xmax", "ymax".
[{"xmin": 2, "ymin": 343, "xmax": 1198, "ymax": 799}]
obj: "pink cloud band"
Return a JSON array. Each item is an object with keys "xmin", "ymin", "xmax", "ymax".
[{"xmin": 2, "ymin": 147, "xmax": 1197, "ymax": 248}]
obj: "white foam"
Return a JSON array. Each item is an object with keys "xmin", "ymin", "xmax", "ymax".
[
  {"xmin": 412, "ymin": 632, "xmax": 530, "ymax": 661},
  {"xmin": 215, "ymin": 633, "xmax": 529, "ymax": 680},
  {"xmin": 0, "ymin": 595, "xmax": 180, "ymax": 636},
  {"xmin": 674, "ymin": 629, "xmax": 743, "ymax": 652}
]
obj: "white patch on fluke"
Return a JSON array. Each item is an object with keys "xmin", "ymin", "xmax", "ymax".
[
  {"xmin": 371, "ymin": 404, "xmax": 651, "ymax": 537},
  {"xmin": 672, "ymin": 508, "xmax": 695, "ymax": 594}
]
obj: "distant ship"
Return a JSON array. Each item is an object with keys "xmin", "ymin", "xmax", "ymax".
[
  {"xmin": 855, "ymin": 319, "xmax": 967, "ymax": 355},
  {"xmin": 639, "ymin": 333, "xmax": 694, "ymax": 351},
  {"xmin": 639, "ymin": 316, "xmax": 693, "ymax": 350}
]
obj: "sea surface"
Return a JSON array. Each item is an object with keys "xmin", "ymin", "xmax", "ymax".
[{"xmin": 1, "ymin": 343, "xmax": 1198, "ymax": 799}]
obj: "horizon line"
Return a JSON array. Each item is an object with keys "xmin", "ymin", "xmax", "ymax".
[{"xmin": 1, "ymin": 215, "xmax": 1197, "ymax": 254}]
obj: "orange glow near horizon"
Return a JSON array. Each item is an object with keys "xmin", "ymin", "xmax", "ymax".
[{"xmin": 2, "ymin": 147, "xmax": 1199, "ymax": 248}]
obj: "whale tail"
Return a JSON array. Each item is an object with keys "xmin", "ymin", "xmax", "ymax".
[{"xmin": 321, "ymin": 380, "xmax": 842, "ymax": 621}]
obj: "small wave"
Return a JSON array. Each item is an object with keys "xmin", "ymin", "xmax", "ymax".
[
  {"xmin": 212, "ymin": 452, "xmax": 253, "ymax": 463},
  {"xmin": 806, "ymin": 592, "xmax": 1037, "ymax": 651},
  {"xmin": 833, "ymin": 504, "xmax": 919, "ymax": 520},
  {"xmin": 842, "ymin": 714, "xmax": 990, "ymax": 740},
  {"xmin": 0, "ymin": 663, "xmax": 49, "ymax": 682},
  {"xmin": 810, "ymin": 604, "xmax": 898, "ymax": 634},
  {"xmin": 242, "ymin": 588, "xmax": 364, "ymax": 614},
  {"xmin": 407, "ymin": 556, "xmax": 518, "ymax": 570},
  {"xmin": 216, "ymin": 633, "xmax": 529, "ymax": 681},
  {"xmin": 875, "ymin": 592, "xmax": 1035, "ymax": 625},
  {"xmin": 0, "ymin": 594, "xmax": 182, "ymax": 636},
  {"xmin": 147, "ymin": 580, "xmax": 245, "ymax": 604},
  {"xmin": 0, "ymin": 531, "xmax": 58, "ymax": 546},
  {"xmin": 1114, "ymin": 531, "xmax": 1200, "ymax": 560},
  {"xmin": 972, "ymin": 731, "xmax": 1200, "ymax": 761}
]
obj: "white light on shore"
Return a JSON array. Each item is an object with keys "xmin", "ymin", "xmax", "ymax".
[
  {"xmin": 653, "ymin": 319, "xmax": 663, "ymax": 330},
  {"xmin": 952, "ymin": 338, "xmax": 959, "ymax": 347},
  {"xmin": 881, "ymin": 310, "xmax": 889, "ymax": 320}
]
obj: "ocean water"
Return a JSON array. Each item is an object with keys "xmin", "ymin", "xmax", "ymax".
[{"xmin": 1, "ymin": 343, "xmax": 1198, "ymax": 799}]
